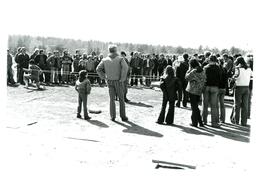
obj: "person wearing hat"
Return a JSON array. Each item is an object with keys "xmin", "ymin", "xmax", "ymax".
[
  {"xmin": 96, "ymin": 45, "xmax": 129, "ymax": 121},
  {"xmin": 202, "ymin": 55, "xmax": 221, "ymax": 127}
]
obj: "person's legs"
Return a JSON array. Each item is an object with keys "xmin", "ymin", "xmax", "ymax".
[
  {"xmin": 16, "ymin": 67, "xmax": 20, "ymax": 83},
  {"xmin": 218, "ymin": 89, "xmax": 226, "ymax": 123},
  {"xmin": 108, "ymin": 81, "xmax": 116, "ymax": 119},
  {"xmin": 62, "ymin": 65, "xmax": 67, "ymax": 83},
  {"xmin": 209, "ymin": 87, "xmax": 219, "ymax": 126},
  {"xmin": 7, "ymin": 68, "xmax": 15, "ymax": 84},
  {"xmin": 157, "ymin": 96, "xmax": 168, "ymax": 123},
  {"xmin": 134, "ymin": 68, "xmax": 139, "ymax": 86},
  {"xmin": 130, "ymin": 68, "xmax": 135, "ymax": 86},
  {"xmin": 54, "ymin": 67, "xmax": 58, "ymax": 83},
  {"xmin": 189, "ymin": 93, "xmax": 199, "ymax": 126},
  {"xmin": 166, "ymin": 101, "xmax": 175, "ymax": 124},
  {"xmin": 23, "ymin": 75, "xmax": 30, "ymax": 88},
  {"xmin": 233, "ymin": 87, "xmax": 242, "ymax": 124},
  {"xmin": 202, "ymin": 87, "xmax": 210, "ymax": 124},
  {"xmin": 77, "ymin": 94, "xmax": 82, "ymax": 117},
  {"xmin": 50, "ymin": 67, "xmax": 54, "ymax": 83},
  {"xmin": 115, "ymin": 81, "xmax": 126, "ymax": 119},
  {"xmin": 241, "ymin": 87, "xmax": 249, "ymax": 126},
  {"xmin": 195, "ymin": 94, "xmax": 204, "ymax": 126},
  {"xmin": 248, "ymin": 89, "xmax": 252, "ymax": 119},
  {"xmin": 20, "ymin": 69, "xmax": 25, "ymax": 84},
  {"xmin": 81, "ymin": 93, "xmax": 89, "ymax": 118}
]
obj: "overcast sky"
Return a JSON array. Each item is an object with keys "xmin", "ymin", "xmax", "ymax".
[{"xmin": 2, "ymin": 0, "xmax": 255, "ymax": 50}]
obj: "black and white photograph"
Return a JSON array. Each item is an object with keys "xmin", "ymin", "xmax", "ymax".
[{"xmin": 1, "ymin": 0, "xmax": 255, "ymax": 176}]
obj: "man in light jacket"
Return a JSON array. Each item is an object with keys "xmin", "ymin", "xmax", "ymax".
[{"xmin": 96, "ymin": 45, "xmax": 129, "ymax": 121}]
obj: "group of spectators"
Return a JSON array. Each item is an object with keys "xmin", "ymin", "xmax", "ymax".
[
  {"xmin": 157, "ymin": 52, "xmax": 253, "ymax": 127},
  {"xmin": 7, "ymin": 46, "xmax": 253, "ymax": 127}
]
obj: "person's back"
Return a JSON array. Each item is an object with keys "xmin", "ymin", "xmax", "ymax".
[
  {"xmin": 75, "ymin": 78, "xmax": 91, "ymax": 94},
  {"xmin": 157, "ymin": 66, "xmax": 181, "ymax": 125},
  {"xmin": 204, "ymin": 63, "xmax": 220, "ymax": 87},
  {"xmin": 100, "ymin": 53, "xmax": 127, "ymax": 81},
  {"xmin": 219, "ymin": 65, "xmax": 228, "ymax": 89},
  {"xmin": 96, "ymin": 45, "xmax": 128, "ymax": 121},
  {"xmin": 176, "ymin": 61, "xmax": 189, "ymax": 81},
  {"xmin": 235, "ymin": 67, "xmax": 252, "ymax": 87},
  {"xmin": 161, "ymin": 76, "xmax": 181, "ymax": 101}
]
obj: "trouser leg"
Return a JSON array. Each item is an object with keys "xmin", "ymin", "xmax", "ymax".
[
  {"xmin": 166, "ymin": 101, "xmax": 175, "ymax": 124},
  {"xmin": 233, "ymin": 87, "xmax": 242, "ymax": 124},
  {"xmin": 77, "ymin": 95, "xmax": 82, "ymax": 115},
  {"xmin": 189, "ymin": 93, "xmax": 199, "ymax": 126},
  {"xmin": 158, "ymin": 96, "xmax": 168, "ymax": 123},
  {"xmin": 108, "ymin": 81, "xmax": 116, "ymax": 119},
  {"xmin": 210, "ymin": 87, "xmax": 219, "ymax": 126},
  {"xmin": 115, "ymin": 81, "xmax": 126, "ymax": 118},
  {"xmin": 202, "ymin": 87, "xmax": 209, "ymax": 124},
  {"xmin": 218, "ymin": 89, "xmax": 226, "ymax": 122},
  {"xmin": 80, "ymin": 93, "xmax": 88, "ymax": 117},
  {"xmin": 241, "ymin": 87, "xmax": 249, "ymax": 126}
]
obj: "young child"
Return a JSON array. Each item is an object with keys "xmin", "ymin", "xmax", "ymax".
[
  {"xmin": 156, "ymin": 66, "xmax": 182, "ymax": 125},
  {"xmin": 23, "ymin": 60, "xmax": 42, "ymax": 89},
  {"xmin": 75, "ymin": 70, "xmax": 91, "ymax": 120}
]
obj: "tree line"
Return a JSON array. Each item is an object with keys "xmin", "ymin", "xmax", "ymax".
[{"xmin": 8, "ymin": 35, "xmax": 248, "ymax": 56}]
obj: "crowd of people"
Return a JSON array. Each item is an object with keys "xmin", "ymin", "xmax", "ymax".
[{"xmin": 7, "ymin": 45, "xmax": 253, "ymax": 127}]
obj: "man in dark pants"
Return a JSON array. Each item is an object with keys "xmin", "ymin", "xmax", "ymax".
[
  {"xmin": 96, "ymin": 45, "xmax": 129, "ymax": 121},
  {"xmin": 16, "ymin": 47, "xmax": 30, "ymax": 85},
  {"xmin": 35, "ymin": 49, "xmax": 48, "ymax": 84},
  {"xmin": 176, "ymin": 53, "xmax": 189, "ymax": 107}
]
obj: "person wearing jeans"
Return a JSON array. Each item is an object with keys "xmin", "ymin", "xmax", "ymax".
[
  {"xmin": 231, "ymin": 56, "xmax": 252, "ymax": 126},
  {"xmin": 217, "ymin": 57, "xmax": 228, "ymax": 123},
  {"xmin": 185, "ymin": 59, "xmax": 206, "ymax": 127},
  {"xmin": 202, "ymin": 55, "xmax": 221, "ymax": 127}
]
